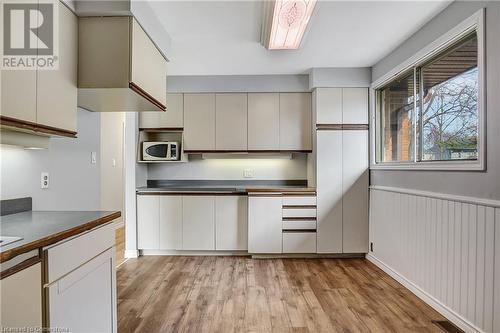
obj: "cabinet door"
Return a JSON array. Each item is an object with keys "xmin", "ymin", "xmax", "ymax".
[
  {"xmin": 130, "ymin": 18, "xmax": 167, "ymax": 106},
  {"xmin": 316, "ymin": 131, "xmax": 343, "ymax": 253},
  {"xmin": 314, "ymin": 88, "xmax": 342, "ymax": 124},
  {"xmin": 159, "ymin": 196, "xmax": 183, "ymax": 250},
  {"xmin": 139, "ymin": 93, "xmax": 184, "ymax": 129},
  {"xmin": 1, "ymin": 71, "xmax": 36, "ymax": 123},
  {"xmin": 342, "ymin": 130, "xmax": 369, "ymax": 253},
  {"xmin": 0, "ymin": 262, "xmax": 42, "ymax": 328},
  {"xmin": 37, "ymin": 2, "xmax": 77, "ymax": 132},
  {"xmin": 215, "ymin": 196, "xmax": 247, "ymax": 250},
  {"xmin": 247, "ymin": 93, "xmax": 280, "ymax": 150},
  {"xmin": 342, "ymin": 88, "xmax": 368, "ymax": 124},
  {"xmin": 137, "ymin": 195, "xmax": 159, "ymax": 249},
  {"xmin": 248, "ymin": 195, "xmax": 282, "ymax": 253},
  {"xmin": 279, "ymin": 93, "xmax": 312, "ymax": 151},
  {"xmin": 215, "ymin": 94, "xmax": 247, "ymax": 150},
  {"xmin": 48, "ymin": 248, "xmax": 116, "ymax": 333},
  {"xmin": 182, "ymin": 196, "xmax": 215, "ymax": 250},
  {"xmin": 183, "ymin": 94, "xmax": 216, "ymax": 150}
]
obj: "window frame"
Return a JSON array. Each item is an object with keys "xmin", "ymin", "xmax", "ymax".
[{"xmin": 370, "ymin": 8, "xmax": 486, "ymax": 171}]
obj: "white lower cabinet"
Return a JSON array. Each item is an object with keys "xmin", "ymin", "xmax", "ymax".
[
  {"xmin": 47, "ymin": 248, "xmax": 116, "ymax": 333},
  {"xmin": 0, "ymin": 262, "xmax": 42, "ymax": 328},
  {"xmin": 215, "ymin": 196, "xmax": 247, "ymax": 250},
  {"xmin": 45, "ymin": 224, "xmax": 116, "ymax": 333},
  {"xmin": 137, "ymin": 195, "xmax": 160, "ymax": 250},
  {"xmin": 248, "ymin": 195, "xmax": 282, "ymax": 254},
  {"xmin": 282, "ymin": 232, "xmax": 317, "ymax": 253},
  {"xmin": 182, "ymin": 196, "xmax": 215, "ymax": 250},
  {"xmin": 159, "ymin": 196, "xmax": 183, "ymax": 250}
]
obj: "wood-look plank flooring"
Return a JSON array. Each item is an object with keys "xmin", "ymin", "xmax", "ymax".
[
  {"xmin": 117, "ymin": 256, "xmax": 448, "ymax": 333},
  {"xmin": 115, "ymin": 226, "xmax": 125, "ymax": 266}
]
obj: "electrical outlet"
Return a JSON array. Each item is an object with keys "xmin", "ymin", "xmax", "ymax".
[
  {"xmin": 91, "ymin": 151, "xmax": 97, "ymax": 164},
  {"xmin": 41, "ymin": 172, "xmax": 49, "ymax": 189},
  {"xmin": 244, "ymin": 169, "xmax": 254, "ymax": 178}
]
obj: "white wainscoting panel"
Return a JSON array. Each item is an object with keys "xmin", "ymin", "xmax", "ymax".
[{"xmin": 368, "ymin": 187, "xmax": 499, "ymax": 333}]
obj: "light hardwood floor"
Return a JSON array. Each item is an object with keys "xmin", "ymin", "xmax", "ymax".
[
  {"xmin": 117, "ymin": 256, "xmax": 452, "ymax": 333},
  {"xmin": 115, "ymin": 226, "xmax": 125, "ymax": 266}
]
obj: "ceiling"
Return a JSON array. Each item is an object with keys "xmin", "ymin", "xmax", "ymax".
[{"xmin": 149, "ymin": 0, "xmax": 451, "ymax": 76}]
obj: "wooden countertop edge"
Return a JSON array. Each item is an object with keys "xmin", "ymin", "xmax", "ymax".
[{"xmin": 0, "ymin": 211, "xmax": 121, "ymax": 263}]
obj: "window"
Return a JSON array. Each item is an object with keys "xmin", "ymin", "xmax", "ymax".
[{"xmin": 374, "ymin": 26, "xmax": 483, "ymax": 170}]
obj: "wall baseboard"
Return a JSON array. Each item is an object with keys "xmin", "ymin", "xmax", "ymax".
[
  {"xmin": 124, "ymin": 249, "xmax": 139, "ymax": 258},
  {"xmin": 366, "ymin": 253, "xmax": 482, "ymax": 333}
]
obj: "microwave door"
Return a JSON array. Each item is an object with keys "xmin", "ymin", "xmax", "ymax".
[{"xmin": 145, "ymin": 144, "xmax": 168, "ymax": 159}]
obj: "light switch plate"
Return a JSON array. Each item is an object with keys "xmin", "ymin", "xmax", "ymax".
[
  {"xmin": 41, "ymin": 172, "xmax": 49, "ymax": 189},
  {"xmin": 244, "ymin": 169, "xmax": 254, "ymax": 178},
  {"xmin": 91, "ymin": 151, "xmax": 97, "ymax": 164}
]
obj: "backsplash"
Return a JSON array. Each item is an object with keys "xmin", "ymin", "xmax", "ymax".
[{"xmin": 147, "ymin": 154, "xmax": 308, "ymax": 180}]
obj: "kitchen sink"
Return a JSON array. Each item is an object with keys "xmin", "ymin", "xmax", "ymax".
[{"xmin": 0, "ymin": 236, "xmax": 23, "ymax": 247}]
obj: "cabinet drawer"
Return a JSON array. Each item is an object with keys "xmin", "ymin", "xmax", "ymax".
[
  {"xmin": 282, "ymin": 196, "xmax": 316, "ymax": 206},
  {"xmin": 45, "ymin": 223, "xmax": 115, "ymax": 283},
  {"xmin": 282, "ymin": 220, "xmax": 316, "ymax": 230},
  {"xmin": 282, "ymin": 208, "xmax": 316, "ymax": 218},
  {"xmin": 282, "ymin": 232, "xmax": 317, "ymax": 253}
]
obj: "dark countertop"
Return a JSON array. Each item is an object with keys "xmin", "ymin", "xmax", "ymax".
[
  {"xmin": 137, "ymin": 180, "xmax": 316, "ymax": 195},
  {"xmin": 0, "ymin": 211, "xmax": 121, "ymax": 263}
]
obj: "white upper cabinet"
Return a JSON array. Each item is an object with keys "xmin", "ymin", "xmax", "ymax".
[
  {"xmin": 130, "ymin": 19, "xmax": 167, "ymax": 107},
  {"xmin": 247, "ymin": 93, "xmax": 280, "ymax": 150},
  {"xmin": 37, "ymin": 2, "xmax": 77, "ymax": 132},
  {"xmin": 183, "ymin": 94, "xmax": 216, "ymax": 150},
  {"xmin": 78, "ymin": 16, "xmax": 167, "ymax": 112},
  {"xmin": 1, "ymin": 71, "xmax": 37, "ymax": 123},
  {"xmin": 1, "ymin": 2, "xmax": 77, "ymax": 136},
  {"xmin": 215, "ymin": 94, "xmax": 248, "ymax": 150},
  {"xmin": 139, "ymin": 93, "xmax": 184, "ymax": 129},
  {"xmin": 279, "ymin": 93, "xmax": 312, "ymax": 151},
  {"xmin": 342, "ymin": 88, "xmax": 368, "ymax": 124},
  {"xmin": 215, "ymin": 196, "xmax": 247, "ymax": 251},
  {"xmin": 314, "ymin": 88, "xmax": 342, "ymax": 124},
  {"xmin": 182, "ymin": 196, "xmax": 215, "ymax": 250}
]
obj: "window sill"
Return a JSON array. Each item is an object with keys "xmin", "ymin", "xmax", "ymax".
[{"xmin": 370, "ymin": 160, "xmax": 485, "ymax": 171}]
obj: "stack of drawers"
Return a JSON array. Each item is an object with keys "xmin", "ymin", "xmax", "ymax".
[{"xmin": 282, "ymin": 194, "xmax": 317, "ymax": 253}]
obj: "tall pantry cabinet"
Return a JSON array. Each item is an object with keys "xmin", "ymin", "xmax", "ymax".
[{"xmin": 311, "ymin": 88, "xmax": 369, "ymax": 254}]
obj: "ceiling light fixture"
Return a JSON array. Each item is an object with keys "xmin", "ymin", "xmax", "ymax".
[{"xmin": 261, "ymin": 0, "xmax": 317, "ymax": 50}]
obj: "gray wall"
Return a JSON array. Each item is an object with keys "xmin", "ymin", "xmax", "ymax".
[
  {"xmin": 371, "ymin": 1, "xmax": 500, "ymax": 200},
  {"xmin": 0, "ymin": 109, "xmax": 101, "ymax": 210}
]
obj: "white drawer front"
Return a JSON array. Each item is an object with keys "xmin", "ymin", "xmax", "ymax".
[
  {"xmin": 282, "ymin": 208, "xmax": 316, "ymax": 218},
  {"xmin": 282, "ymin": 220, "xmax": 317, "ymax": 230},
  {"xmin": 282, "ymin": 196, "xmax": 316, "ymax": 206},
  {"xmin": 282, "ymin": 232, "xmax": 317, "ymax": 253},
  {"xmin": 46, "ymin": 223, "xmax": 115, "ymax": 283}
]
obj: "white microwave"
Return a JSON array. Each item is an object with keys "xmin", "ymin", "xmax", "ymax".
[{"xmin": 142, "ymin": 142, "xmax": 180, "ymax": 161}]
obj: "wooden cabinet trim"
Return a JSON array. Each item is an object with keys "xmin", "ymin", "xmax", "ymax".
[
  {"xmin": 0, "ymin": 116, "xmax": 77, "ymax": 138},
  {"xmin": 316, "ymin": 124, "xmax": 369, "ymax": 130},
  {"xmin": 0, "ymin": 256, "xmax": 41, "ymax": 280},
  {"xmin": 129, "ymin": 82, "xmax": 166, "ymax": 111}
]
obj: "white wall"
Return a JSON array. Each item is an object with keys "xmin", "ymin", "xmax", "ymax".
[
  {"xmin": 100, "ymin": 113, "xmax": 125, "ymax": 222},
  {"xmin": 147, "ymin": 154, "xmax": 308, "ymax": 181},
  {"xmin": 0, "ymin": 109, "xmax": 101, "ymax": 210}
]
